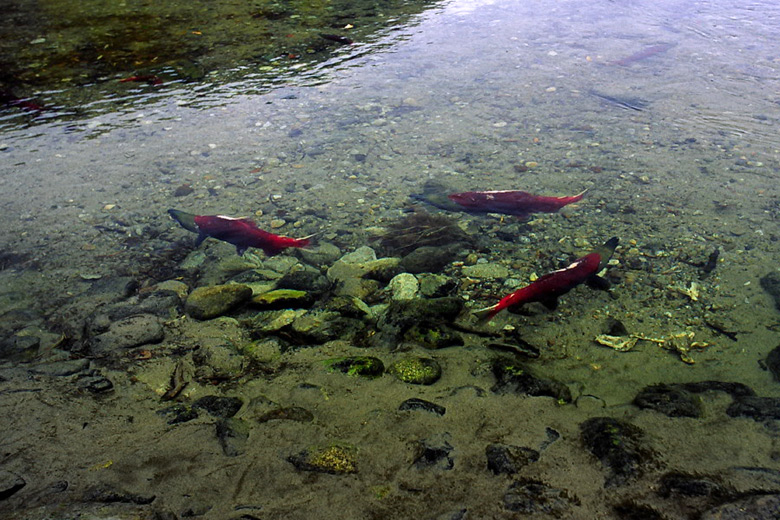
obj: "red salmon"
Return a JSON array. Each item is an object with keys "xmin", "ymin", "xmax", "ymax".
[
  {"xmin": 448, "ymin": 189, "xmax": 586, "ymax": 217},
  {"xmin": 476, "ymin": 237, "xmax": 618, "ymax": 321},
  {"xmin": 168, "ymin": 209, "xmax": 310, "ymax": 256}
]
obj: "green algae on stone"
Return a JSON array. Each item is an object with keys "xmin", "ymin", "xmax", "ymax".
[
  {"xmin": 288, "ymin": 445, "xmax": 357, "ymax": 474},
  {"xmin": 324, "ymin": 356, "xmax": 384, "ymax": 378},
  {"xmin": 246, "ymin": 309, "xmax": 307, "ymax": 334},
  {"xmin": 382, "ymin": 296, "xmax": 463, "ymax": 330},
  {"xmin": 291, "ymin": 311, "xmax": 366, "ymax": 344},
  {"xmin": 491, "ymin": 358, "xmax": 572, "ymax": 403},
  {"xmin": 185, "ymin": 284, "xmax": 253, "ymax": 320},
  {"xmin": 251, "ymin": 289, "xmax": 313, "ymax": 309},
  {"xmin": 404, "ymin": 322, "xmax": 463, "ymax": 349},
  {"xmin": 235, "ymin": 339, "xmax": 282, "ymax": 364},
  {"xmin": 324, "ymin": 295, "xmax": 372, "ymax": 318},
  {"xmin": 389, "ymin": 356, "xmax": 442, "ymax": 385}
]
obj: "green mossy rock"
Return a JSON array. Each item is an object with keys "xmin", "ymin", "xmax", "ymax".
[
  {"xmin": 290, "ymin": 311, "xmax": 365, "ymax": 344},
  {"xmin": 389, "ymin": 356, "xmax": 442, "ymax": 385},
  {"xmin": 324, "ymin": 295, "xmax": 371, "ymax": 318},
  {"xmin": 251, "ymin": 289, "xmax": 313, "ymax": 309},
  {"xmin": 288, "ymin": 445, "xmax": 357, "ymax": 474},
  {"xmin": 324, "ymin": 356, "xmax": 385, "ymax": 378},
  {"xmin": 404, "ymin": 322, "xmax": 463, "ymax": 349},
  {"xmin": 185, "ymin": 284, "xmax": 253, "ymax": 320},
  {"xmin": 382, "ymin": 296, "xmax": 463, "ymax": 330},
  {"xmin": 247, "ymin": 309, "xmax": 307, "ymax": 334},
  {"xmin": 491, "ymin": 358, "xmax": 572, "ymax": 403}
]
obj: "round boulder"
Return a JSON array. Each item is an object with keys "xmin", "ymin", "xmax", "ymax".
[{"xmin": 185, "ymin": 284, "xmax": 253, "ymax": 320}]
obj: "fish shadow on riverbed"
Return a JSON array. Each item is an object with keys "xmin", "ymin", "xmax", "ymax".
[
  {"xmin": 587, "ymin": 89, "xmax": 649, "ymax": 112},
  {"xmin": 376, "ymin": 209, "xmax": 475, "ymax": 257}
]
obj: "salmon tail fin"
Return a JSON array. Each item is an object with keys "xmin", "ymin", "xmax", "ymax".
[
  {"xmin": 168, "ymin": 209, "xmax": 199, "ymax": 233},
  {"xmin": 295, "ymin": 235, "xmax": 314, "ymax": 249},
  {"xmin": 295, "ymin": 232, "xmax": 321, "ymax": 251},
  {"xmin": 569, "ymin": 188, "xmax": 588, "ymax": 203},
  {"xmin": 603, "ymin": 236, "xmax": 619, "ymax": 250},
  {"xmin": 473, "ymin": 304, "xmax": 501, "ymax": 322},
  {"xmin": 594, "ymin": 236, "xmax": 620, "ymax": 271}
]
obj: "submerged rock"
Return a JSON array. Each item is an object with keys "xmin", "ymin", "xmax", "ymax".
[
  {"xmin": 185, "ymin": 284, "xmax": 253, "ymax": 320},
  {"xmin": 612, "ymin": 502, "xmax": 665, "ymax": 520},
  {"xmin": 399, "ymin": 398, "xmax": 446, "ymax": 416},
  {"xmin": 324, "ymin": 356, "xmax": 385, "ymax": 378},
  {"xmin": 192, "ymin": 344, "xmax": 247, "ymax": 382},
  {"xmin": 491, "ymin": 359, "xmax": 571, "ymax": 402},
  {"xmin": 251, "ymin": 289, "xmax": 313, "ymax": 309},
  {"xmin": 400, "ymin": 244, "xmax": 462, "ymax": 274},
  {"xmin": 503, "ymin": 479, "xmax": 579, "ymax": 516},
  {"xmin": 388, "ymin": 272, "xmax": 419, "ymax": 300},
  {"xmin": 89, "ymin": 314, "xmax": 164, "ymax": 356},
  {"xmin": 0, "ymin": 335, "xmax": 40, "ymax": 362},
  {"xmin": 288, "ymin": 445, "xmax": 357, "ymax": 474},
  {"xmin": 298, "ymin": 241, "xmax": 342, "ymax": 267},
  {"xmin": 193, "ymin": 395, "xmax": 243, "ymax": 418},
  {"xmin": 277, "ymin": 264, "xmax": 331, "ymax": 296},
  {"xmin": 327, "ymin": 246, "xmax": 401, "ymax": 298},
  {"xmin": 633, "ymin": 383, "xmax": 701, "ymax": 418},
  {"xmin": 82, "ymin": 485, "xmax": 155, "ymax": 505},
  {"xmin": 580, "ymin": 416, "xmax": 654, "ymax": 487},
  {"xmin": 326, "ymin": 247, "xmax": 398, "ymax": 282},
  {"xmin": 324, "ymin": 295, "xmax": 372, "ymax": 318},
  {"xmin": 414, "ymin": 434, "xmax": 454, "ymax": 470},
  {"xmin": 107, "ymin": 289, "xmax": 182, "ymax": 320},
  {"xmin": 404, "ymin": 322, "xmax": 463, "ymax": 349},
  {"xmin": 29, "ymin": 358, "xmax": 91, "ymax": 376},
  {"xmin": 760, "ymin": 272, "xmax": 780, "ymax": 312},
  {"xmin": 248, "ymin": 309, "xmax": 307, "ymax": 334},
  {"xmin": 153, "ymin": 280, "xmax": 189, "ymax": 300},
  {"xmin": 0, "ymin": 308, "xmax": 43, "ymax": 336},
  {"xmin": 389, "ymin": 356, "xmax": 442, "ymax": 385},
  {"xmin": 157, "ymin": 404, "xmax": 198, "ymax": 425},
  {"xmin": 216, "ymin": 418, "xmax": 250, "ymax": 457},
  {"xmin": 657, "ymin": 472, "xmax": 725, "ymax": 499},
  {"xmin": 486, "ymin": 444, "xmax": 540, "ymax": 475},
  {"xmin": 290, "ymin": 311, "xmax": 365, "ymax": 344},
  {"xmin": 78, "ymin": 373, "xmax": 114, "ymax": 394},
  {"xmin": 765, "ymin": 344, "xmax": 780, "ymax": 382},
  {"xmin": 701, "ymin": 493, "xmax": 780, "ymax": 520},
  {"xmin": 0, "ymin": 470, "xmax": 25, "ymax": 500},
  {"xmin": 679, "ymin": 380, "xmax": 755, "ymax": 398},
  {"xmin": 726, "ymin": 396, "xmax": 780, "ymax": 421},
  {"xmin": 462, "ymin": 263, "xmax": 510, "ymax": 279},
  {"xmin": 417, "ymin": 273, "xmax": 457, "ymax": 298},
  {"xmin": 381, "ymin": 296, "xmax": 463, "ymax": 331}
]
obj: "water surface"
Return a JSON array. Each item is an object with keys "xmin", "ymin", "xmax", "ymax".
[{"xmin": 2, "ymin": 0, "xmax": 780, "ymax": 518}]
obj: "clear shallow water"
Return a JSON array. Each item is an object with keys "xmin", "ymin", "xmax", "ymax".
[
  {"xmin": 2, "ymin": 0, "xmax": 780, "ymax": 518},
  {"xmin": 0, "ymin": 0, "xmax": 439, "ymax": 131}
]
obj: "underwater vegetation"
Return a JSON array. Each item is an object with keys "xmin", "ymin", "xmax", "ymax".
[{"xmin": 377, "ymin": 209, "xmax": 473, "ymax": 256}]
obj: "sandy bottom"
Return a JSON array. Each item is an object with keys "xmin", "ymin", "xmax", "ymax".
[{"xmin": 3, "ymin": 0, "xmax": 780, "ymax": 518}]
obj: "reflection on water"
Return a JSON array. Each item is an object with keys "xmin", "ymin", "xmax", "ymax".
[{"xmin": 0, "ymin": 0, "xmax": 440, "ymax": 130}]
